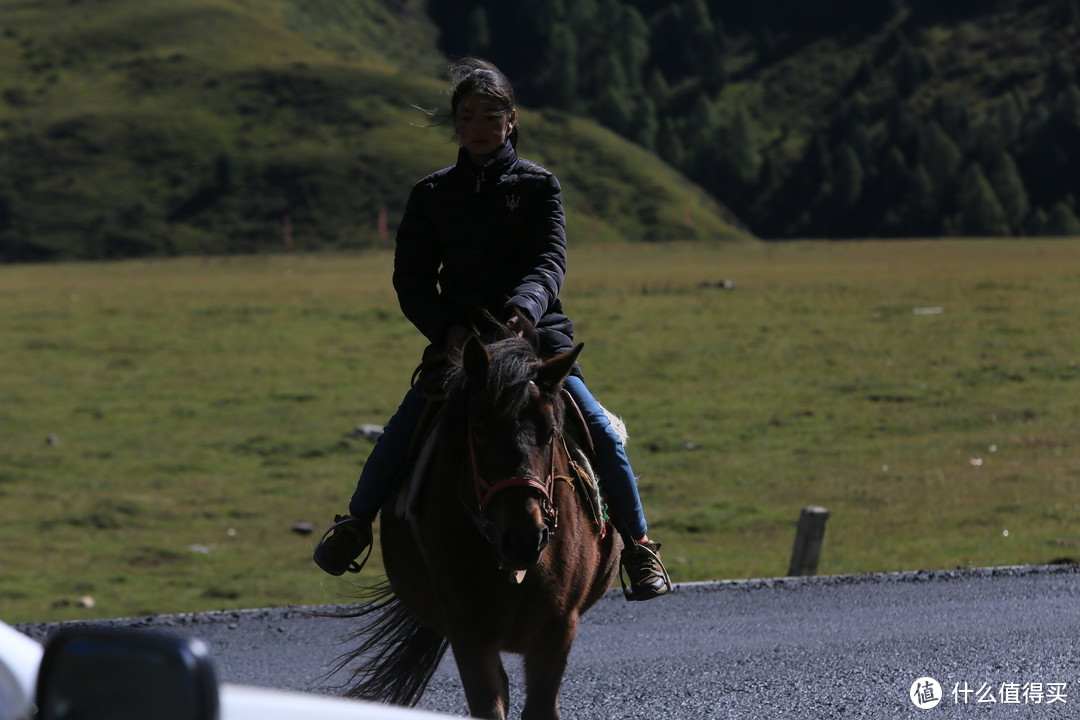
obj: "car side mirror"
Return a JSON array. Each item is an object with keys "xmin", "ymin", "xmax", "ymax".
[{"xmin": 35, "ymin": 626, "xmax": 219, "ymax": 720}]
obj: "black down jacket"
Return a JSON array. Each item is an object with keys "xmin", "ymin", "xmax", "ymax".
[{"xmin": 393, "ymin": 140, "xmax": 576, "ymax": 361}]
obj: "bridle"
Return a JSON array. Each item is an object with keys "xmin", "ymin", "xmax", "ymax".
[{"xmin": 465, "ymin": 417, "xmax": 561, "ymax": 545}]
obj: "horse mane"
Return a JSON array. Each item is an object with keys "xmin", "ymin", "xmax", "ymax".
[
  {"xmin": 443, "ymin": 310, "xmax": 547, "ymax": 423},
  {"xmin": 445, "ymin": 337, "xmax": 539, "ymax": 419}
]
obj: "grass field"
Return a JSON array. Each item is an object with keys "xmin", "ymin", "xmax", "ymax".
[{"xmin": 2, "ymin": 239, "xmax": 1079, "ymax": 624}]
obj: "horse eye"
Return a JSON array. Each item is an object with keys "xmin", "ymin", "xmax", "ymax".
[
  {"xmin": 536, "ymin": 416, "xmax": 556, "ymax": 444},
  {"xmin": 472, "ymin": 422, "xmax": 491, "ymax": 444}
]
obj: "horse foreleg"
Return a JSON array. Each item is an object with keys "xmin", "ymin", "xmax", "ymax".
[
  {"xmin": 520, "ymin": 621, "xmax": 576, "ymax": 720},
  {"xmin": 452, "ymin": 640, "xmax": 510, "ymax": 720}
]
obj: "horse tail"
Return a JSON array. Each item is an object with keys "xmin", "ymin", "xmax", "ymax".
[{"xmin": 326, "ymin": 581, "xmax": 449, "ymax": 707}]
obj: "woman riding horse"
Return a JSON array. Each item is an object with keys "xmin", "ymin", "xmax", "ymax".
[{"xmin": 313, "ymin": 57, "xmax": 671, "ymax": 602}]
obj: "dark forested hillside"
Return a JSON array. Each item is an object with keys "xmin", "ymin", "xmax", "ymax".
[{"xmin": 431, "ymin": 0, "xmax": 1080, "ymax": 238}]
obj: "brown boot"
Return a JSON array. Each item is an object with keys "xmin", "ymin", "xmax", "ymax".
[{"xmin": 620, "ymin": 541, "xmax": 673, "ymax": 601}]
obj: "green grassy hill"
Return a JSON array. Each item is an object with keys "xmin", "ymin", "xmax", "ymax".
[{"xmin": 0, "ymin": 0, "xmax": 746, "ymax": 262}]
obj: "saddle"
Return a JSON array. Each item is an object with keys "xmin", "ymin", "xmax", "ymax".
[{"xmin": 559, "ymin": 390, "xmax": 610, "ymax": 532}]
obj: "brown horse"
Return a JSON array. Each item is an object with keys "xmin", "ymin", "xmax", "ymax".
[{"xmin": 333, "ymin": 329, "xmax": 622, "ymax": 719}]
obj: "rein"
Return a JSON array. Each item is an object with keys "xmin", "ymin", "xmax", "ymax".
[{"xmin": 465, "ymin": 420, "xmax": 561, "ymax": 543}]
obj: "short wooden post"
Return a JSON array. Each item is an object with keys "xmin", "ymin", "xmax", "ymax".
[{"xmin": 788, "ymin": 506, "xmax": 829, "ymax": 577}]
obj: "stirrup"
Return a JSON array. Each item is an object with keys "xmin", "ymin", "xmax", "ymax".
[
  {"xmin": 315, "ymin": 515, "xmax": 373, "ymax": 575},
  {"xmin": 619, "ymin": 542, "xmax": 673, "ymax": 601}
]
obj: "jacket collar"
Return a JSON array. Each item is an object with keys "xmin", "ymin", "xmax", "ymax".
[{"xmin": 456, "ymin": 141, "xmax": 518, "ymax": 191}]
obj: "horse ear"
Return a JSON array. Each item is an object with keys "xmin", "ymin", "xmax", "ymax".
[
  {"xmin": 536, "ymin": 343, "xmax": 583, "ymax": 389},
  {"xmin": 462, "ymin": 335, "xmax": 490, "ymax": 386}
]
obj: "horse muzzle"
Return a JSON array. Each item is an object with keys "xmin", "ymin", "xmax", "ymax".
[{"xmin": 497, "ymin": 524, "xmax": 550, "ymax": 572}]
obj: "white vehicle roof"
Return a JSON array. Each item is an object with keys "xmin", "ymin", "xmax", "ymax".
[{"xmin": 221, "ymin": 685, "xmax": 452, "ymax": 720}]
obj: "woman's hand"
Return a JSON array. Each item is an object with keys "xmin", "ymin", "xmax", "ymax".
[{"xmin": 505, "ymin": 314, "xmax": 525, "ymax": 339}]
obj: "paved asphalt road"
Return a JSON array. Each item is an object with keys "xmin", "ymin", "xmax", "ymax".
[{"xmin": 20, "ymin": 564, "xmax": 1079, "ymax": 719}]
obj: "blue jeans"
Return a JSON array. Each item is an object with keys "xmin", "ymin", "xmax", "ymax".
[
  {"xmin": 348, "ymin": 376, "xmax": 649, "ymax": 541},
  {"xmin": 348, "ymin": 384, "xmax": 427, "ymax": 519},
  {"xmin": 563, "ymin": 375, "xmax": 648, "ymax": 541}
]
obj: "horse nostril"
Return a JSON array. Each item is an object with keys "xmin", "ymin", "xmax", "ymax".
[
  {"xmin": 499, "ymin": 527, "xmax": 549, "ymax": 570},
  {"xmin": 537, "ymin": 526, "xmax": 550, "ymax": 551}
]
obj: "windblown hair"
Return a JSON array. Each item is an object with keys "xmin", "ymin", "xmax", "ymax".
[{"xmin": 422, "ymin": 57, "xmax": 520, "ymax": 148}]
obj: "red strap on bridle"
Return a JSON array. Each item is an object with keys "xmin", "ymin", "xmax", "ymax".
[{"xmin": 466, "ymin": 423, "xmax": 559, "ymax": 534}]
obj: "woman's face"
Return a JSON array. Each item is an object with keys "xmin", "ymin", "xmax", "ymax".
[{"xmin": 455, "ymin": 92, "xmax": 515, "ymax": 165}]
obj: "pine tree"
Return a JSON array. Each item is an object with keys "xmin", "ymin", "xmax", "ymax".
[
  {"xmin": 614, "ymin": 5, "xmax": 649, "ymax": 91},
  {"xmin": 877, "ymin": 25, "xmax": 909, "ymax": 64},
  {"xmin": 879, "ymin": 145, "xmax": 910, "ymax": 197},
  {"xmin": 1058, "ymin": 83, "xmax": 1080, "ymax": 131},
  {"xmin": 845, "ymin": 121, "xmax": 875, "ymax": 172},
  {"xmin": 590, "ymin": 53, "xmax": 632, "ymax": 135},
  {"xmin": 894, "ymin": 45, "xmax": 932, "ymax": 97},
  {"xmin": 686, "ymin": 91, "xmax": 720, "ymax": 168},
  {"xmin": 466, "ymin": 6, "xmax": 490, "ymax": 56},
  {"xmin": 975, "ymin": 96, "xmax": 1022, "ymax": 159},
  {"xmin": 1025, "ymin": 206, "xmax": 1049, "ymax": 236},
  {"xmin": 541, "ymin": 23, "xmax": 579, "ymax": 110},
  {"xmin": 958, "ymin": 162, "xmax": 1010, "ymax": 236},
  {"xmin": 594, "ymin": 84, "xmax": 634, "ymax": 138},
  {"xmin": 848, "ymin": 58, "xmax": 875, "ymax": 93},
  {"xmin": 933, "ymin": 95, "xmax": 971, "ymax": 151},
  {"xmin": 646, "ymin": 69, "xmax": 670, "ymax": 109},
  {"xmin": 682, "ymin": 0, "xmax": 725, "ymax": 90},
  {"xmin": 831, "ymin": 142, "xmax": 864, "ymax": 211},
  {"xmin": 803, "ymin": 131, "xmax": 834, "ymax": 189},
  {"xmin": 997, "ymin": 94, "xmax": 1024, "ymax": 144},
  {"xmin": 885, "ymin": 95, "xmax": 920, "ymax": 152},
  {"xmin": 1048, "ymin": 52, "xmax": 1076, "ymax": 92},
  {"xmin": 725, "ymin": 104, "xmax": 762, "ymax": 189},
  {"xmin": 919, "ymin": 120, "xmax": 963, "ymax": 195},
  {"xmin": 1044, "ymin": 201, "xmax": 1080, "ymax": 236},
  {"xmin": 905, "ymin": 164, "xmax": 938, "ymax": 234},
  {"xmin": 633, "ymin": 96, "xmax": 660, "ymax": 151},
  {"xmin": 566, "ymin": 0, "xmax": 598, "ymax": 25},
  {"xmin": 988, "ymin": 153, "xmax": 1029, "ymax": 232},
  {"xmin": 657, "ymin": 117, "xmax": 687, "ymax": 171}
]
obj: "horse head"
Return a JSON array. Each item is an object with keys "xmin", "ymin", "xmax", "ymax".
[{"xmin": 458, "ymin": 332, "xmax": 582, "ymax": 574}]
